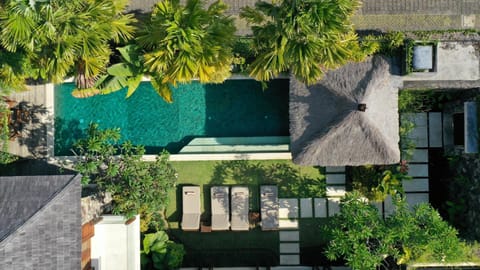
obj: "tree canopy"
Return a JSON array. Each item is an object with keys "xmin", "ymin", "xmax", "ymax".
[
  {"xmin": 240, "ymin": 0, "xmax": 377, "ymax": 84},
  {"xmin": 0, "ymin": 0, "xmax": 135, "ymax": 90},
  {"xmin": 73, "ymin": 123, "xmax": 178, "ymax": 231},
  {"xmin": 325, "ymin": 192, "xmax": 479, "ymax": 270}
]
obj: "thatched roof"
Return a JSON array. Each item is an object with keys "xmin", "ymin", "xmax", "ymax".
[
  {"xmin": 0, "ymin": 174, "xmax": 81, "ymax": 270},
  {"xmin": 289, "ymin": 56, "xmax": 400, "ymax": 166}
]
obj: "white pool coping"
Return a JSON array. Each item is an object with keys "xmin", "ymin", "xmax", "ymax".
[{"xmin": 45, "ymin": 82, "xmax": 293, "ymax": 164}]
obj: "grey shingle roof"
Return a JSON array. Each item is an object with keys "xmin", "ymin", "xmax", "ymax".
[
  {"xmin": 289, "ymin": 56, "xmax": 400, "ymax": 166},
  {"xmin": 0, "ymin": 174, "xmax": 81, "ymax": 270}
]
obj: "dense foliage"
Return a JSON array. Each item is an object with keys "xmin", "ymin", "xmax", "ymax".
[
  {"xmin": 240, "ymin": 0, "xmax": 377, "ymax": 84},
  {"xmin": 0, "ymin": 0, "xmax": 135, "ymax": 90},
  {"xmin": 349, "ymin": 163, "xmax": 410, "ymax": 202},
  {"xmin": 141, "ymin": 231, "xmax": 185, "ymax": 270},
  {"xmin": 326, "ymin": 192, "xmax": 478, "ymax": 270},
  {"xmin": 73, "ymin": 123, "xmax": 177, "ymax": 231}
]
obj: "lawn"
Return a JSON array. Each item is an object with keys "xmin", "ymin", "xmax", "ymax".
[
  {"xmin": 166, "ymin": 159, "xmax": 327, "ymax": 267},
  {"xmin": 167, "ymin": 159, "xmax": 325, "ymax": 222}
]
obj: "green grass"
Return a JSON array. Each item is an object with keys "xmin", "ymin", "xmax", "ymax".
[
  {"xmin": 166, "ymin": 159, "xmax": 327, "ymax": 267},
  {"xmin": 167, "ymin": 159, "xmax": 325, "ymax": 221}
]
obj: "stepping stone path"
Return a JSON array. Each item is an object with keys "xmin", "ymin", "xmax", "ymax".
[
  {"xmin": 279, "ymin": 231, "xmax": 300, "ymax": 266},
  {"xmin": 277, "ymin": 167, "xmax": 347, "ymax": 266}
]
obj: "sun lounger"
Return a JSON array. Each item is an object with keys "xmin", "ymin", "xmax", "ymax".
[
  {"xmin": 181, "ymin": 186, "xmax": 201, "ymax": 231},
  {"xmin": 231, "ymin": 186, "xmax": 249, "ymax": 231},
  {"xmin": 211, "ymin": 186, "xmax": 230, "ymax": 231},
  {"xmin": 260, "ymin": 185, "xmax": 279, "ymax": 231}
]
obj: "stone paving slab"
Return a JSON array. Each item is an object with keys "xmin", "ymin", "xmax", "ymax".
[
  {"xmin": 384, "ymin": 195, "xmax": 395, "ymax": 217},
  {"xmin": 314, "ymin": 198, "xmax": 327, "ymax": 218},
  {"xmin": 279, "ymin": 219, "xmax": 299, "ymax": 229},
  {"xmin": 300, "ymin": 198, "xmax": 313, "ymax": 218},
  {"xmin": 405, "ymin": 193, "xmax": 430, "ymax": 210},
  {"xmin": 404, "ymin": 113, "xmax": 428, "ymax": 148},
  {"xmin": 328, "ymin": 198, "xmax": 341, "ymax": 217},
  {"xmin": 408, "ymin": 164, "xmax": 429, "ymax": 177},
  {"xmin": 279, "ymin": 231, "xmax": 299, "ymax": 242},
  {"xmin": 429, "ymin": 112, "xmax": 443, "ymax": 148},
  {"xmin": 280, "ymin": 243, "xmax": 300, "ymax": 254},
  {"xmin": 279, "ymin": 198, "xmax": 299, "ymax": 219},
  {"xmin": 279, "ymin": 255, "xmax": 300, "ymax": 265},
  {"xmin": 326, "ymin": 166, "xmax": 345, "ymax": 173},
  {"xmin": 410, "ymin": 149, "xmax": 428, "ymax": 163},
  {"xmin": 326, "ymin": 186, "xmax": 346, "ymax": 197},
  {"xmin": 326, "ymin": 174, "xmax": 346, "ymax": 185},
  {"xmin": 403, "ymin": 178, "xmax": 429, "ymax": 192},
  {"xmin": 370, "ymin": 201, "xmax": 383, "ymax": 213}
]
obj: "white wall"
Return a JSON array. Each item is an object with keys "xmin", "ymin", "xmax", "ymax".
[{"xmin": 91, "ymin": 215, "xmax": 140, "ymax": 270}]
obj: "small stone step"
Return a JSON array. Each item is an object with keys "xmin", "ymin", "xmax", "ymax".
[
  {"xmin": 279, "ymin": 198, "xmax": 299, "ymax": 219},
  {"xmin": 314, "ymin": 198, "xmax": 327, "ymax": 218},
  {"xmin": 279, "ymin": 254, "xmax": 300, "ymax": 265},
  {"xmin": 428, "ymin": 112, "xmax": 443, "ymax": 147},
  {"xmin": 328, "ymin": 197, "xmax": 341, "ymax": 217},
  {"xmin": 279, "ymin": 219, "xmax": 299, "ymax": 229},
  {"xmin": 279, "ymin": 231, "xmax": 299, "ymax": 242},
  {"xmin": 326, "ymin": 186, "xmax": 346, "ymax": 197},
  {"xmin": 300, "ymin": 198, "xmax": 313, "ymax": 218},
  {"xmin": 280, "ymin": 243, "xmax": 300, "ymax": 253},
  {"xmin": 326, "ymin": 166, "xmax": 345, "ymax": 173},
  {"xmin": 408, "ymin": 164, "xmax": 428, "ymax": 177},
  {"xmin": 410, "ymin": 149, "xmax": 428, "ymax": 163},
  {"xmin": 402, "ymin": 178, "xmax": 429, "ymax": 192},
  {"xmin": 405, "ymin": 193, "xmax": 429, "ymax": 210},
  {"xmin": 326, "ymin": 174, "xmax": 346, "ymax": 185}
]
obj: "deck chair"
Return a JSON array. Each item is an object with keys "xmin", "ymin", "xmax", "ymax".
[
  {"xmin": 211, "ymin": 186, "xmax": 230, "ymax": 231},
  {"xmin": 231, "ymin": 186, "xmax": 249, "ymax": 231},
  {"xmin": 181, "ymin": 186, "xmax": 201, "ymax": 231},
  {"xmin": 260, "ymin": 185, "xmax": 279, "ymax": 231}
]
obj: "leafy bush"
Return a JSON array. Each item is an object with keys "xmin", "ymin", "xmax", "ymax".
[
  {"xmin": 325, "ymin": 192, "xmax": 480, "ymax": 270},
  {"xmin": 73, "ymin": 123, "xmax": 178, "ymax": 231},
  {"xmin": 141, "ymin": 231, "xmax": 185, "ymax": 270},
  {"xmin": 349, "ymin": 164, "xmax": 410, "ymax": 202}
]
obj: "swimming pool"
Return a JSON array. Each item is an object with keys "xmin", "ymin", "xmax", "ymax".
[{"xmin": 54, "ymin": 79, "xmax": 289, "ymax": 156}]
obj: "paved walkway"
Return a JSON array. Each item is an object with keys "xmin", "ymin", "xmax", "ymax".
[{"xmin": 128, "ymin": 0, "xmax": 480, "ymax": 33}]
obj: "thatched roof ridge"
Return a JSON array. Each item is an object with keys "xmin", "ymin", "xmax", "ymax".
[{"xmin": 289, "ymin": 56, "xmax": 400, "ymax": 166}]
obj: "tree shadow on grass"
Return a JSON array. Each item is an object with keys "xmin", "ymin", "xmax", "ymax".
[{"xmin": 209, "ymin": 160, "xmax": 326, "ymax": 211}]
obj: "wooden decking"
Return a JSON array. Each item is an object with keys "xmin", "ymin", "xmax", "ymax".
[{"xmin": 6, "ymin": 84, "xmax": 53, "ymax": 159}]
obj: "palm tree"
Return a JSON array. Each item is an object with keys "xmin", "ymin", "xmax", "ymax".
[
  {"xmin": 135, "ymin": 0, "xmax": 236, "ymax": 102},
  {"xmin": 0, "ymin": 0, "xmax": 136, "ymax": 89},
  {"xmin": 241, "ymin": 0, "xmax": 373, "ymax": 85}
]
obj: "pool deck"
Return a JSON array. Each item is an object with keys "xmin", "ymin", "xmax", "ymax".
[{"xmin": 6, "ymin": 84, "xmax": 54, "ymax": 159}]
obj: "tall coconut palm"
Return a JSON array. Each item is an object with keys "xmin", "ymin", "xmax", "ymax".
[
  {"xmin": 241, "ymin": 0, "xmax": 373, "ymax": 85},
  {"xmin": 135, "ymin": 0, "xmax": 236, "ymax": 102},
  {"xmin": 0, "ymin": 0, "xmax": 136, "ymax": 89}
]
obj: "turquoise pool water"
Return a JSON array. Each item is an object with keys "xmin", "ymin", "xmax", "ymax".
[{"xmin": 54, "ymin": 79, "xmax": 289, "ymax": 155}]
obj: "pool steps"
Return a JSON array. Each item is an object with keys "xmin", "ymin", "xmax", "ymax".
[{"xmin": 179, "ymin": 136, "xmax": 290, "ymax": 153}]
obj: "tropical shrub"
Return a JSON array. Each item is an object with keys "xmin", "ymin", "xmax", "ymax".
[
  {"xmin": 73, "ymin": 123, "xmax": 178, "ymax": 231},
  {"xmin": 0, "ymin": 0, "xmax": 135, "ymax": 89},
  {"xmin": 348, "ymin": 164, "xmax": 410, "ymax": 202},
  {"xmin": 134, "ymin": 0, "xmax": 236, "ymax": 102},
  {"xmin": 325, "ymin": 192, "xmax": 479, "ymax": 270},
  {"xmin": 240, "ymin": 0, "xmax": 374, "ymax": 84},
  {"xmin": 141, "ymin": 231, "xmax": 185, "ymax": 270}
]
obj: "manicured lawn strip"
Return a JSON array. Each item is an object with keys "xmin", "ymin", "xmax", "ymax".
[
  {"xmin": 167, "ymin": 160, "xmax": 325, "ymax": 221},
  {"xmin": 169, "ymin": 228, "xmax": 279, "ymax": 267}
]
